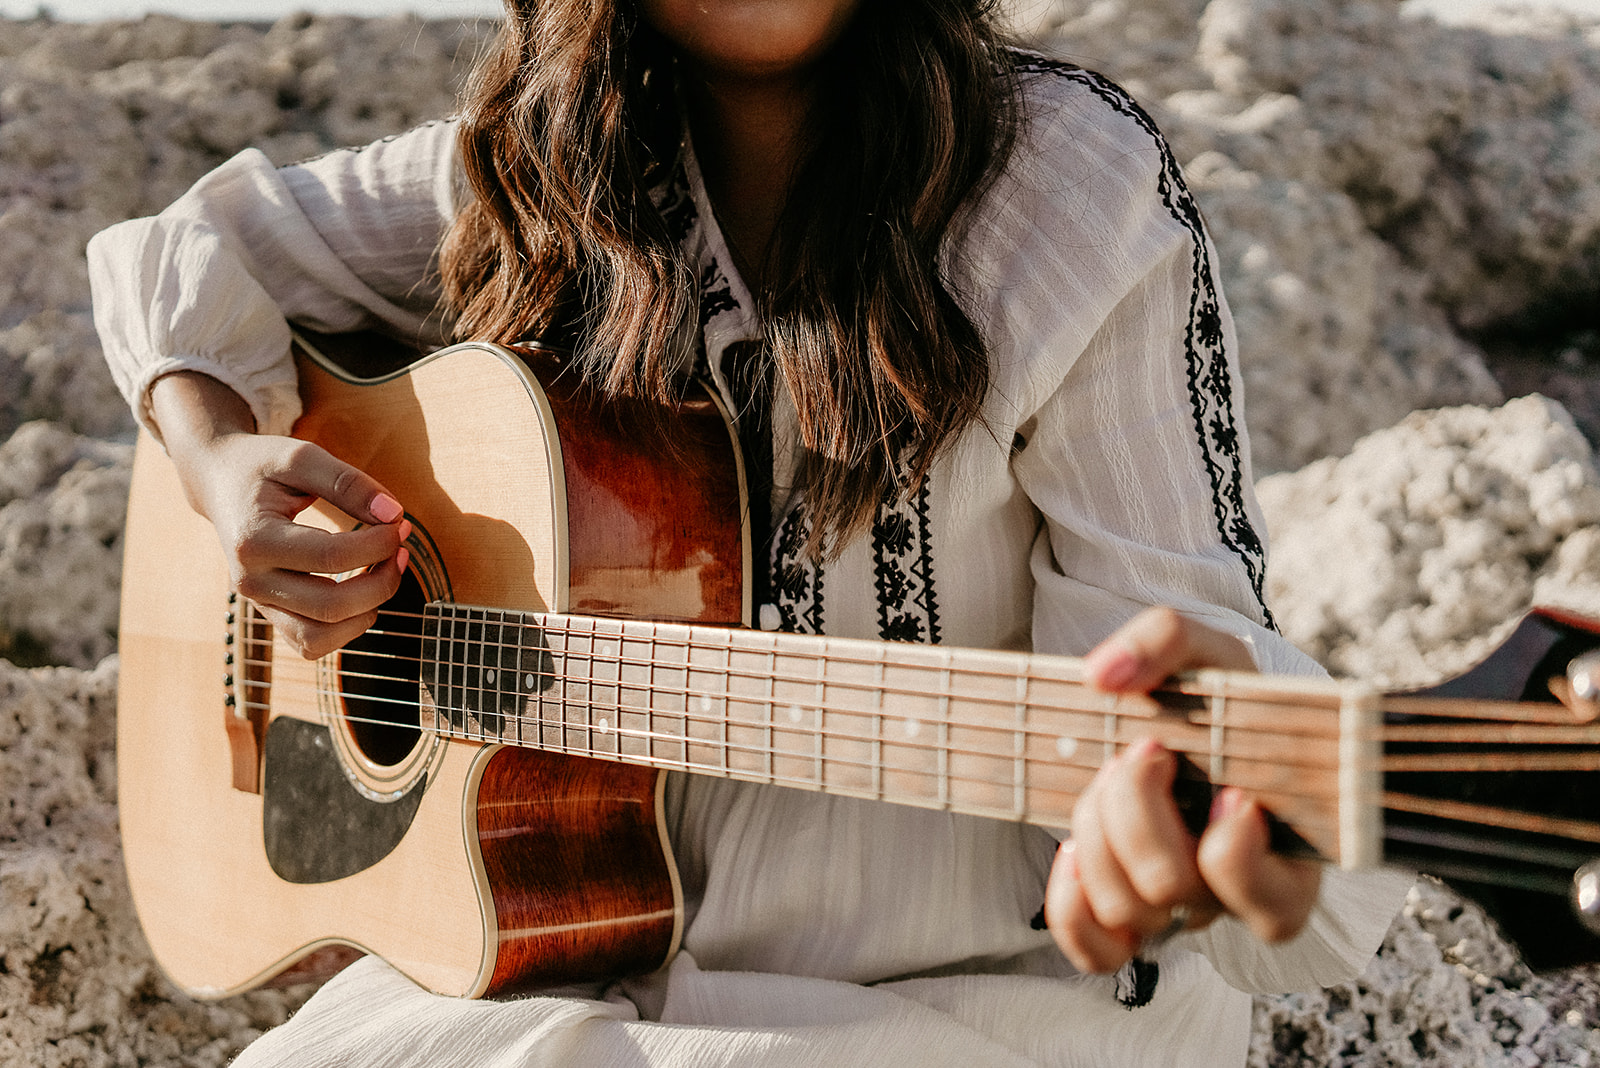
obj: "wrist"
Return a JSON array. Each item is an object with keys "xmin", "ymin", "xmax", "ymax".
[
  {"xmin": 147, "ymin": 371, "xmax": 258, "ymax": 520},
  {"xmin": 148, "ymin": 371, "xmax": 257, "ymax": 452}
]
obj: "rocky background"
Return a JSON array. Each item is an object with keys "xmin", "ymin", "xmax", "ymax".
[{"xmin": 1, "ymin": 0, "xmax": 1599, "ymax": 1063}]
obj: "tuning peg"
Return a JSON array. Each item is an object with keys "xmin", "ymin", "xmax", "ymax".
[
  {"xmin": 1552, "ymin": 651, "xmax": 1600, "ymax": 722},
  {"xmin": 1571, "ymin": 652, "xmax": 1600, "ymax": 701},
  {"xmin": 1573, "ymin": 859, "xmax": 1600, "ymax": 935}
]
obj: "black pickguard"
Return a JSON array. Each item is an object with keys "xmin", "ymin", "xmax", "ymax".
[{"xmin": 262, "ymin": 717, "xmax": 425, "ymax": 884}]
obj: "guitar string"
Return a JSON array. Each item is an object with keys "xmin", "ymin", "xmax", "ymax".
[
  {"xmin": 236, "ymin": 620, "xmax": 1600, "ymax": 764},
  {"xmin": 238, "ymin": 641, "xmax": 1600, "ymax": 758},
  {"xmin": 236, "ymin": 637, "xmax": 1338, "ymax": 795},
  {"xmin": 240, "ymin": 675, "xmax": 1600, "ymax": 851},
  {"xmin": 230, "ymin": 687, "xmax": 1310, "ymax": 787},
  {"xmin": 239, "ymin": 650, "xmax": 1600, "ymax": 791},
  {"xmin": 281, "ymin": 675, "xmax": 1600, "ymax": 777},
  {"xmin": 290, "ymin": 610, "xmax": 1325, "ymax": 728},
  {"xmin": 233, "ymin": 676, "xmax": 1600, "ymax": 847},
  {"xmin": 235, "ymin": 604, "xmax": 1600, "ymax": 812},
  {"xmin": 239, "ymin": 633, "xmax": 1346, "ymax": 770},
  {"xmin": 261, "ymin": 695, "xmax": 1342, "ymax": 832},
  {"xmin": 234, "ymin": 683, "xmax": 1600, "ymax": 849},
  {"xmin": 357, "ymin": 605, "xmax": 1599, "ymax": 727},
  {"xmin": 227, "ymin": 696, "xmax": 1116, "ymax": 816}
]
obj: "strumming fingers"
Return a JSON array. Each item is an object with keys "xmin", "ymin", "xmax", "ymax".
[
  {"xmin": 237, "ymin": 517, "xmax": 408, "ymax": 578},
  {"xmin": 253, "ymin": 602, "xmax": 381, "ymax": 661},
  {"xmin": 235, "ymin": 555, "xmax": 404, "ymax": 638}
]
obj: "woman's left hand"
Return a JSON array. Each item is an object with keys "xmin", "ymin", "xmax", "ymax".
[{"xmin": 1043, "ymin": 607, "xmax": 1322, "ymax": 973}]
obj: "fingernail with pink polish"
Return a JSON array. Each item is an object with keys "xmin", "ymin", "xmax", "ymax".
[
  {"xmin": 1210, "ymin": 787, "xmax": 1244, "ymax": 823},
  {"xmin": 371, "ymin": 494, "xmax": 403, "ymax": 523},
  {"xmin": 397, "ymin": 547, "xmax": 410, "ymax": 575},
  {"xmin": 398, "ymin": 519, "xmax": 413, "ymax": 543},
  {"xmin": 1127, "ymin": 736, "xmax": 1164, "ymax": 763},
  {"xmin": 1085, "ymin": 645, "xmax": 1138, "ymax": 690}
]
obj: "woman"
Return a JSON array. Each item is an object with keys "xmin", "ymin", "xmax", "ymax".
[{"xmin": 89, "ymin": 0, "xmax": 1409, "ymax": 1061}]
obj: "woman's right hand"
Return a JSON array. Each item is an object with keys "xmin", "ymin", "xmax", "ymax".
[{"xmin": 149, "ymin": 371, "xmax": 409, "ymax": 660}]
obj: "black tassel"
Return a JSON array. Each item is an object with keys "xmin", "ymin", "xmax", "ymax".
[
  {"xmin": 1112, "ymin": 957, "xmax": 1160, "ymax": 1009},
  {"xmin": 1031, "ymin": 901, "xmax": 1160, "ymax": 1009}
]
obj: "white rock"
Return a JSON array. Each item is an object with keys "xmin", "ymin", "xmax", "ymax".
[{"xmin": 1259, "ymin": 395, "xmax": 1600, "ymax": 685}]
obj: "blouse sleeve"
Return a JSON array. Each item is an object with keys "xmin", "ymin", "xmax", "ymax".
[
  {"xmin": 88, "ymin": 119, "xmax": 459, "ymax": 439},
  {"xmin": 997, "ymin": 72, "xmax": 1317, "ymax": 678},
  {"xmin": 994, "ymin": 65, "xmax": 1406, "ymax": 992}
]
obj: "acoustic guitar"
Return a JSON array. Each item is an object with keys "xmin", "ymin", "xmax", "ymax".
[{"xmin": 117, "ymin": 333, "xmax": 1600, "ymax": 1000}]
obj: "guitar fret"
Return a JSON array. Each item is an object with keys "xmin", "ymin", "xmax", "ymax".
[
  {"xmin": 813, "ymin": 646, "xmax": 826, "ymax": 791},
  {"xmin": 448, "ymin": 605, "xmax": 464, "ymax": 737},
  {"xmin": 716, "ymin": 630, "xmax": 731, "ymax": 777},
  {"xmin": 480, "ymin": 607, "xmax": 494, "ymax": 742},
  {"xmin": 506, "ymin": 609, "xmax": 519, "ymax": 744},
  {"xmin": 420, "ymin": 604, "xmax": 439, "ymax": 729},
  {"xmin": 607, "ymin": 622, "xmax": 626, "ymax": 756},
  {"xmin": 644, "ymin": 626, "xmax": 657, "ymax": 764},
  {"xmin": 937, "ymin": 654, "xmax": 951, "ymax": 808},
  {"xmin": 594, "ymin": 622, "xmax": 613, "ymax": 753},
  {"xmin": 1101, "ymin": 698, "xmax": 1118, "ymax": 765},
  {"xmin": 1013, "ymin": 673, "xmax": 1028, "ymax": 820},
  {"xmin": 872, "ymin": 653, "xmax": 885, "ymax": 802},
  {"xmin": 764, "ymin": 647, "xmax": 776, "ymax": 785},
  {"xmin": 501, "ymin": 607, "xmax": 517, "ymax": 743},
  {"xmin": 545, "ymin": 617, "xmax": 563, "ymax": 752},
  {"xmin": 435, "ymin": 605, "xmax": 450, "ymax": 735},
  {"xmin": 467, "ymin": 607, "xmax": 482, "ymax": 739},
  {"xmin": 1209, "ymin": 681, "xmax": 1227, "ymax": 785},
  {"xmin": 554, "ymin": 619, "xmax": 574, "ymax": 751},
  {"xmin": 464, "ymin": 606, "xmax": 478, "ymax": 740},
  {"xmin": 590, "ymin": 621, "xmax": 613, "ymax": 755},
  {"xmin": 485, "ymin": 608, "xmax": 499, "ymax": 740}
]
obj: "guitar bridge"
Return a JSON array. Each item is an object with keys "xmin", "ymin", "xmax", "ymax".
[{"xmin": 224, "ymin": 592, "xmax": 272, "ymax": 793}]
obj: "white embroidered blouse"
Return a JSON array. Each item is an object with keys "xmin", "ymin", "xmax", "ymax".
[{"xmin": 90, "ymin": 60, "xmax": 1409, "ymax": 1067}]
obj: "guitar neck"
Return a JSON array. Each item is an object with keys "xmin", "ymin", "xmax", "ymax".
[{"xmin": 416, "ymin": 601, "xmax": 1383, "ymax": 868}]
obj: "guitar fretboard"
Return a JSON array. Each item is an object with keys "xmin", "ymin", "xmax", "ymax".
[{"xmin": 417, "ymin": 602, "xmax": 1382, "ymax": 867}]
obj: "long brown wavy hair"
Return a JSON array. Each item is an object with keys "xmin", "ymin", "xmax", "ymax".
[{"xmin": 439, "ymin": 0, "xmax": 1021, "ymax": 554}]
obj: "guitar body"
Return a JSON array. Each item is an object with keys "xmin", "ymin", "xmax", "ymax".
[{"xmin": 117, "ymin": 338, "xmax": 748, "ymax": 998}]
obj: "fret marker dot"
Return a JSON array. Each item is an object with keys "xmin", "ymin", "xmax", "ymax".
[
  {"xmin": 904, "ymin": 718, "xmax": 922, "ymax": 739},
  {"xmin": 602, "ymin": 643, "xmax": 615, "ymax": 657},
  {"xmin": 699, "ymin": 695, "xmax": 713, "ymax": 712},
  {"xmin": 1055, "ymin": 736, "xmax": 1078, "ymax": 759},
  {"xmin": 598, "ymin": 718, "xmax": 611, "ymax": 733},
  {"xmin": 524, "ymin": 673, "xmax": 536, "ymax": 690},
  {"xmin": 485, "ymin": 669, "xmax": 496, "ymax": 684},
  {"xmin": 787, "ymin": 704, "xmax": 804, "ymax": 724}
]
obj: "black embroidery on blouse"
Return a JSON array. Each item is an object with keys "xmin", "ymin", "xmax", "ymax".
[
  {"xmin": 872, "ymin": 470, "xmax": 942, "ymax": 645},
  {"xmin": 771, "ymin": 506, "xmax": 824, "ymax": 634},
  {"xmin": 1008, "ymin": 56, "xmax": 1276, "ymax": 630},
  {"xmin": 699, "ymin": 261, "xmax": 740, "ymax": 328}
]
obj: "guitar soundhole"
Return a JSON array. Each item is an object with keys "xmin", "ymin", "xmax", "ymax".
[{"xmin": 339, "ymin": 566, "xmax": 426, "ymax": 767}]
